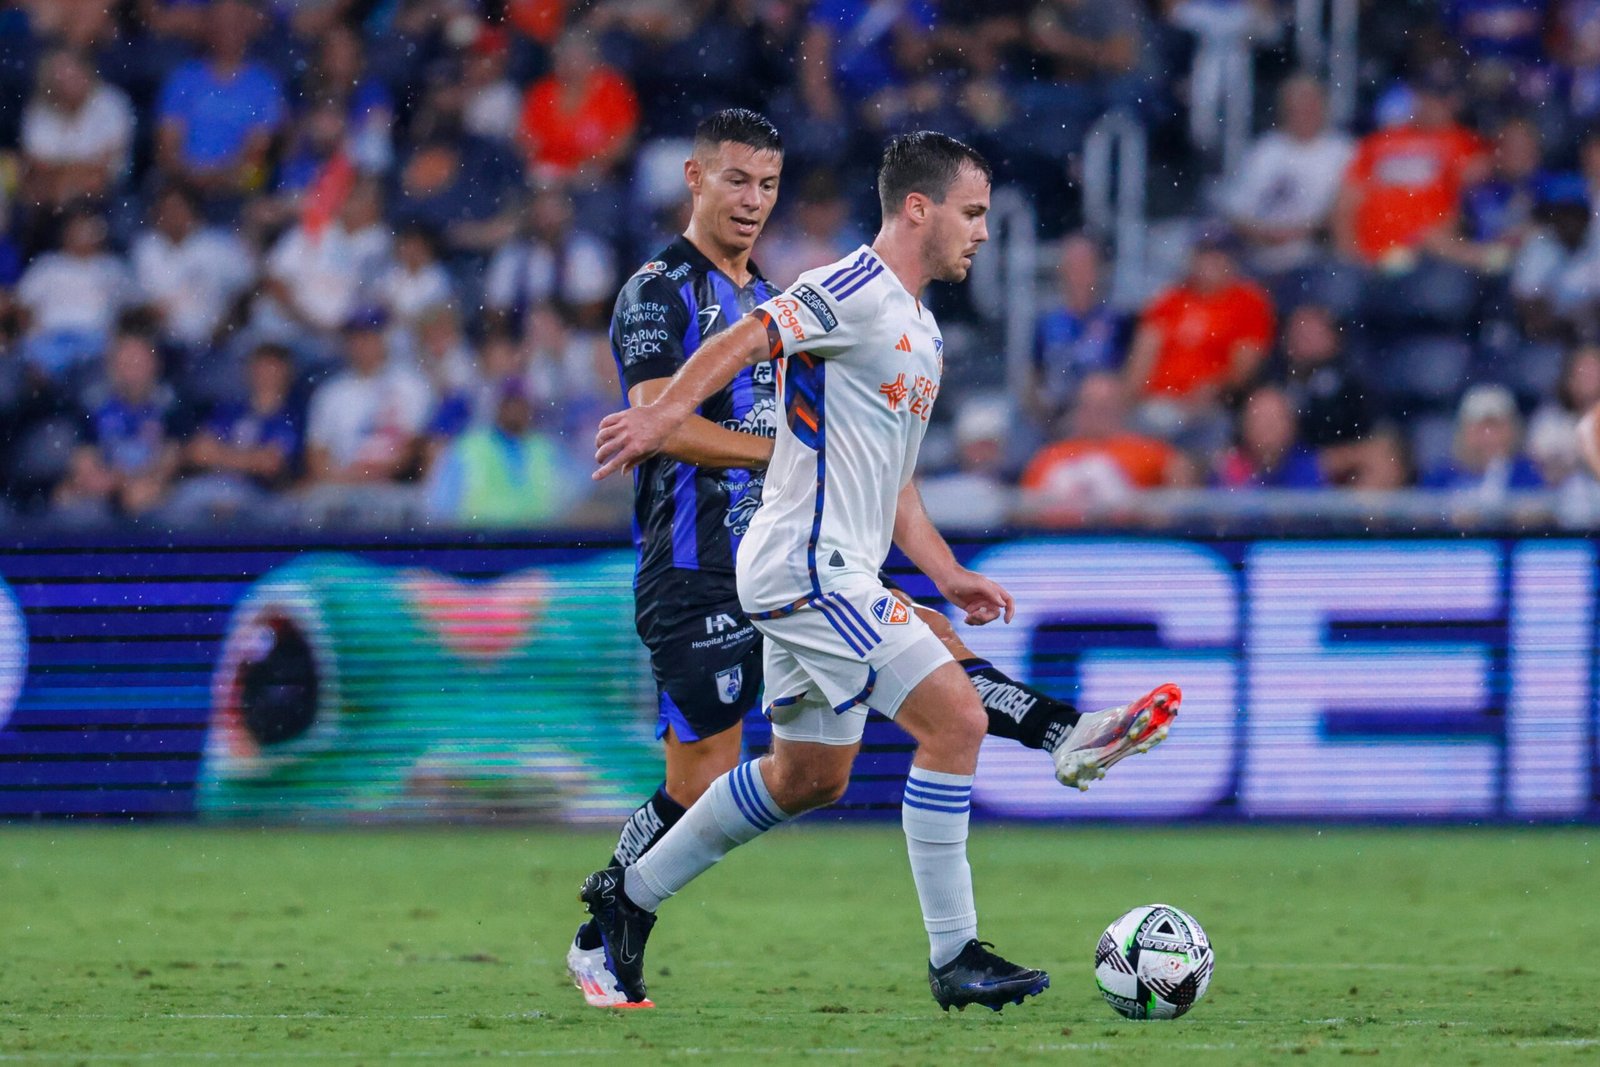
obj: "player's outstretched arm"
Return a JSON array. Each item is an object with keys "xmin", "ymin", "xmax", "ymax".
[
  {"xmin": 595, "ymin": 315, "xmax": 773, "ymax": 480},
  {"xmin": 893, "ymin": 481, "xmax": 1014, "ymax": 626}
]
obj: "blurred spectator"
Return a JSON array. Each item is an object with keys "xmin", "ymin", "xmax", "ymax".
[
  {"xmin": 1028, "ymin": 233, "xmax": 1127, "ymax": 427},
  {"xmin": 1423, "ymin": 384, "xmax": 1544, "ymax": 493},
  {"xmin": 1224, "ymin": 75, "xmax": 1354, "ymax": 275},
  {"xmin": 759, "ymin": 169, "xmax": 862, "ymax": 288},
  {"xmin": 52, "ymin": 333, "xmax": 181, "ymax": 520},
  {"xmin": 1332, "ymin": 71, "xmax": 1490, "ymax": 269},
  {"xmin": 19, "ymin": 48, "xmax": 135, "ymax": 212},
  {"xmin": 379, "ymin": 225, "xmax": 454, "ymax": 356},
  {"xmin": 262, "ymin": 177, "xmax": 391, "ymax": 338},
  {"xmin": 17, "ymin": 208, "xmax": 136, "ymax": 380},
  {"xmin": 301, "ymin": 22, "xmax": 394, "ymax": 174},
  {"xmin": 303, "ymin": 309, "xmax": 432, "ymax": 487},
  {"xmin": 414, "ymin": 303, "xmax": 482, "ymax": 463},
  {"xmin": 1020, "ymin": 372, "xmax": 1192, "ymax": 523},
  {"xmin": 167, "ymin": 342, "xmax": 301, "ymax": 522},
  {"xmin": 1275, "ymin": 304, "xmax": 1403, "ymax": 488},
  {"xmin": 1557, "ymin": 0, "xmax": 1600, "ymax": 122},
  {"xmin": 1216, "ymin": 384, "xmax": 1327, "ymax": 489},
  {"xmin": 1464, "ymin": 116, "xmax": 1550, "ymax": 244},
  {"xmin": 1509, "ymin": 175, "xmax": 1596, "ymax": 337},
  {"xmin": 918, "ymin": 397, "xmax": 1014, "ymax": 530},
  {"xmin": 485, "ymin": 186, "xmax": 615, "ymax": 335},
  {"xmin": 1529, "ymin": 345, "xmax": 1600, "ymax": 457},
  {"xmin": 424, "ymin": 377, "xmax": 582, "ymax": 527},
  {"xmin": 1004, "ymin": 0, "xmax": 1148, "ymax": 161},
  {"xmin": 155, "ymin": 0, "xmax": 288, "ymax": 207},
  {"xmin": 132, "ymin": 184, "xmax": 256, "ymax": 352},
  {"xmin": 1444, "ymin": 0, "xmax": 1550, "ymax": 106},
  {"xmin": 263, "ymin": 98, "xmax": 355, "ymax": 233},
  {"xmin": 519, "ymin": 31, "xmax": 639, "ymax": 181},
  {"xmin": 392, "ymin": 126, "xmax": 525, "ymax": 256},
  {"xmin": 799, "ymin": 0, "xmax": 935, "ymax": 117},
  {"xmin": 1122, "ymin": 230, "xmax": 1274, "ymax": 448},
  {"xmin": 461, "ymin": 25, "xmax": 519, "ymax": 144}
]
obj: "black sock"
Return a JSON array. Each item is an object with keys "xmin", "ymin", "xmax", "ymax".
[
  {"xmin": 576, "ymin": 785, "xmax": 688, "ymax": 950},
  {"xmin": 963, "ymin": 658, "xmax": 1080, "ymax": 753},
  {"xmin": 609, "ymin": 784, "xmax": 689, "ymax": 868}
]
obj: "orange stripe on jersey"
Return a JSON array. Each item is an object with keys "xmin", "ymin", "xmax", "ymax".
[
  {"xmin": 794, "ymin": 404, "xmax": 818, "ymax": 432},
  {"xmin": 755, "ymin": 309, "xmax": 783, "ymax": 359}
]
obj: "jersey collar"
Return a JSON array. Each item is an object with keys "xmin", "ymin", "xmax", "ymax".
[{"xmin": 669, "ymin": 234, "xmax": 769, "ymax": 289}]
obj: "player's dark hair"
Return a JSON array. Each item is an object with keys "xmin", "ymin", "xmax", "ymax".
[
  {"xmin": 693, "ymin": 108, "xmax": 783, "ymax": 157},
  {"xmin": 877, "ymin": 131, "xmax": 991, "ymax": 217}
]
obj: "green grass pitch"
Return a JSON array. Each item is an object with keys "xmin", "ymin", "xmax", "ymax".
[{"xmin": 1, "ymin": 825, "xmax": 1596, "ymax": 1064}]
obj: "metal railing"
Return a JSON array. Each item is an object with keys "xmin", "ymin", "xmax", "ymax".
[
  {"xmin": 1295, "ymin": 0, "xmax": 1360, "ymax": 128},
  {"xmin": 969, "ymin": 184, "xmax": 1039, "ymax": 401},
  {"xmin": 1082, "ymin": 109, "xmax": 1149, "ymax": 309}
]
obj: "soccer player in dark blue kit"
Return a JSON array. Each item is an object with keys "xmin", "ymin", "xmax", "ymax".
[{"xmin": 567, "ymin": 111, "xmax": 1179, "ymax": 1007}]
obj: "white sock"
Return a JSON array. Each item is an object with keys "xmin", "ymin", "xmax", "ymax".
[
  {"xmin": 624, "ymin": 759, "xmax": 791, "ymax": 912},
  {"xmin": 901, "ymin": 767, "xmax": 977, "ymax": 968}
]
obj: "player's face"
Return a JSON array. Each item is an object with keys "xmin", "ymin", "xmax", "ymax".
[
  {"xmin": 688, "ymin": 142, "xmax": 783, "ymax": 255},
  {"xmin": 925, "ymin": 164, "xmax": 990, "ymax": 283}
]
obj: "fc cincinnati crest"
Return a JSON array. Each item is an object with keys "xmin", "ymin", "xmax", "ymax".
[
  {"xmin": 870, "ymin": 595, "xmax": 909, "ymax": 625},
  {"xmin": 715, "ymin": 666, "xmax": 744, "ymax": 704}
]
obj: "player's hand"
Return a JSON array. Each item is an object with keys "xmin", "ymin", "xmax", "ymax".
[
  {"xmin": 935, "ymin": 567, "xmax": 1014, "ymax": 626},
  {"xmin": 594, "ymin": 405, "xmax": 676, "ymax": 480}
]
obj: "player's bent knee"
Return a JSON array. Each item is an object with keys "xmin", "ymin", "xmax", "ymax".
[{"xmin": 764, "ymin": 745, "xmax": 855, "ymax": 813}]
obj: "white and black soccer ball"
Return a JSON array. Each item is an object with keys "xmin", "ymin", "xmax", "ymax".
[{"xmin": 1094, "ymin": 904, "xmax": 1214, "ymax": 1020}]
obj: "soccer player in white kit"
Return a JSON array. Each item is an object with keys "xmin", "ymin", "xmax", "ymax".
[{"xmin": 587, "ymin": 133, "xmax": 1176, "ymax": 1011}]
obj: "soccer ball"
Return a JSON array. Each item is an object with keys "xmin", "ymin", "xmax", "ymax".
[{"xmin": 1094, "ymin": 904, "xmax": 1214, "ymax": 1020}]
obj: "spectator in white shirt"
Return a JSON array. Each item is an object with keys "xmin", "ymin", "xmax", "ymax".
[
  {"xmin": 303, "ymin": 308, "xmax": 433, "ymax": 486},
  {"xmin": 262, "ymin": 178, "xmax": 392, "ymax": 339},
  {"xmin": 17, "ymin": 208, "xmax": 137, "ymax": 380},
  {"xmin": 19, "ymin": 49, "xmax": 135, "ymax": 211},
  {"xmin": 378, "ymin": 223, "xmax": 454, "ymax": 360},
  {"xmin": 1224, "ymin": 75, "xmax": 1354, "ymax": 274},
  {"xmin": 461, "ymin": 26, "xmax": 520, "ymax": 144},
  {"xmin": 484, "ymin": 185, "xmax": 615, "ymax": 334},
  {"xmin": 132, "ymin": 184, "xmax": 256, "ymax": 351}
]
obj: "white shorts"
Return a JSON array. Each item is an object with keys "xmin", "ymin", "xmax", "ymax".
[{"xmin": 752, "ymin": 582, "xmax": 954, "ymax": 747}]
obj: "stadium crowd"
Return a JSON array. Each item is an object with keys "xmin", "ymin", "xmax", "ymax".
[{"xmin": 0, "ymin": 0, "xmax": 1598, "ymax": 528}]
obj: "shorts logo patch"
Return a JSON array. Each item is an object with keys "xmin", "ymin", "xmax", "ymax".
[
  {"xmin": 870, "ymin": 595, "xmax": 909, "ymax": 626},
  {"xmin": 792, "ymin": 285, "xmax": 838, "ymax": 332},
  {"xmin": 715, "ymin": 665, "xmax": 744, "ymax": 704}
]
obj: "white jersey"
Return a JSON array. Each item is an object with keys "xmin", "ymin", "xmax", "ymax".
[{"xmin": 738, "ymin": 245, "xmax": 943, "ymax": 614}]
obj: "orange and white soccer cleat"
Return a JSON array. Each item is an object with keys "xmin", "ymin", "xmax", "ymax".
[{"xmin": 1052, "ymin": 683, "xmax": 1181, "ymax": 791}]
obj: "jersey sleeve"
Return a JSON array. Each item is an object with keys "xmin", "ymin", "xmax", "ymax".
[
  {"xmin": 753, "ymin": 273, "xmax": 873, "ymax": 360},
  {"xmin": 610, "ymin": 271, "xmax": 690, "ymax": 390}
]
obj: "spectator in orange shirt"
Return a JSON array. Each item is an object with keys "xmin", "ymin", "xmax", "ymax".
[
  {"xmin": 1332, "ymin": 72, "xmax": 1491, "ymax": 268},
  {"xmin": 1122, "ymin": 229, "xmax": 1275, "ymax": 448},
  {"xmin": 1019, "ymin": 372, "xmax": 1194, "ymax": 525},
  {"xmin": 519, "ymin": 32, "xmax": 640, "ymax": 181}
]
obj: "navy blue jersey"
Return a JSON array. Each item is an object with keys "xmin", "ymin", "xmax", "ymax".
[{"xmin": 609, "ymin": 236, "xmax": 779, "ymax": 616}]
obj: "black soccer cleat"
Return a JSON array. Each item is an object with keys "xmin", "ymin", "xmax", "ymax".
[
  {"xmin": 928, "ymin": 939, "xmax": 1050, "ymax": 1012},
  {"xmin": 578, "ymin": 866, "xmax": 657, "ymax": 1006}
]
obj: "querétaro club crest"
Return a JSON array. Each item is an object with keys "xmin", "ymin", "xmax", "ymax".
[{"xmin": 715, "ymin": 666, "xmax": 743, "ymax": 704}]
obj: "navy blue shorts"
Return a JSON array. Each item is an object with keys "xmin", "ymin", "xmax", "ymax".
[
  {"xmin": 638, "ymin": 572, "xmax": 908, "ymax": 743},
  {"xmin": 642, "ymin": 599, "xmax": 764, "ymax": 742}
]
